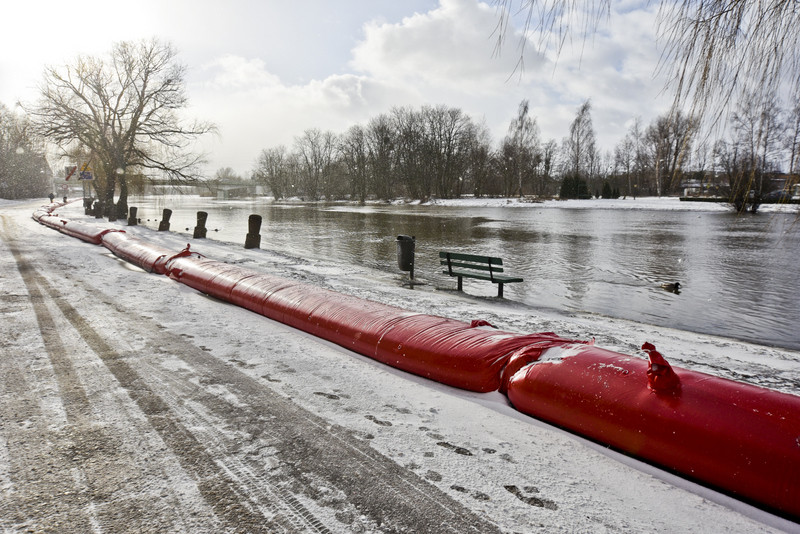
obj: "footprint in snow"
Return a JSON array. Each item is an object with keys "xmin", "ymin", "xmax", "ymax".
[
  {"xmin": 504, "ymin": 485, "xmax": 558, "ymax": 510},
  {"xmin": 450, "ymin": 485, "xmax": 491, "ymax": 501},
  {"xmin": 313, "ymin": 392, "xmax": 340, "ymax": 400},
  {"xmin": 436, "ymin": 442, "xmax": 472, "ymax": 456},
  {"xmin": 365, "ymin": 415, "xmax": 392, "ymax": 426}
]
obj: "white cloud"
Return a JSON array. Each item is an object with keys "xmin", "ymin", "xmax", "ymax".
[
  {"xmin": 492, "ymin": 3, "xmax": 671, "ymax": 153},
  {"xmin": 187, "ymin": 58, "xmax": 418, "ymax": 176},
  {"xmin": 346, "ymin": 0, "xmax": 670, "ymax": 156},
  {"xmin": 351, "ymin": 0, "xmax": 546, "ymax": 95},
  {"xmin": 4, "ymin": 0, "xmax": 674, "ymax": 178},
  {"xmin": 200, "ymin": 56, "xmax": 283, "ymax": 91}
]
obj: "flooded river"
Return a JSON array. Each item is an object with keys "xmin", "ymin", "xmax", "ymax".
[{"xmin": 127, "ymin": 195, "xmax": 800, "ymax": 351}]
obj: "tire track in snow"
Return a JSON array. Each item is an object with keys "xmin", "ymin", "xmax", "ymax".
[
  {"xmin": 3, "ymin": 220, "xmax": 240, "ymax": 531},
  {"xmin": 1, "ymin": 215, "xmax": 97, "ymax": 532},
  {"xmin": 132, "ymin": 349, "xmax": 489, "ymax": 534},
  {"xmin": 2, "ymin": 216, "xmax": 226, "ymax": 533},
  {"xmin": 22, "ymin": 265, "xmax": 308, "ymax": 533},
  {"xmin": 64, "ymin": 273, "xmax": 503, "ymax": 533},
  {"xmin": 0, "ymin": 342, "xmax": 98, "ymax": 533}
]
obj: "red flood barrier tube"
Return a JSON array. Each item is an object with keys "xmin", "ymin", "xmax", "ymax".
[
  {"xmin": 57, "ymin": 219, "xmax": 120, "ymax": 245},
  {"xmin": 163, "ymin": 253, "xmax": 585, "ymax": 392},
  {"xmin": 100, "ymin": 231, "xmax": 179, "ymax": 274},
  {"xmin": 34, "ymin": 210, "xmax": 119, "ymax": 245},
  {"xmin": 294, "ymin": 294, "xmax": 419, "ymax": 356},
  {"xmin": 374, "ymin": 316, "xmax": 582, "ymax": 393},
  {"xmin": 506, "ymin": 342, "xmax": 800, "ymax": 519},
  {"xmin": 166, "ymin": 255, "xmax": 265, "ymax": 303},
  {"xmin": 32, "ymin": 208, "xmax": 51, "ymax": 222},
  {"xmin": 35, "ymin": 214, "xmax": 63, "ymax": 230}
]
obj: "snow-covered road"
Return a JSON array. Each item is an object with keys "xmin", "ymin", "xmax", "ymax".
[{"xmin": 2, "ymin": 199, "xmax": 798, "ymax": 533}]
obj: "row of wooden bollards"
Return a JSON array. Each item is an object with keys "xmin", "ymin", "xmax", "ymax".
[{"xmin": 123, "ymin": 207, "xmax": 263, "ymax": 249}]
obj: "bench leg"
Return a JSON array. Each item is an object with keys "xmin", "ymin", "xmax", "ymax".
[
  {"xmin": 497, "ymin": 283, "xmax": 504, "ymax": 298},
  {"xmin": 457, "ymin": 276, "xmax": 463, "ymax": 292}
]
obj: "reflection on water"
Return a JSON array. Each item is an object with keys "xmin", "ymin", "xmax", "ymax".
[{"xmin": 130, "ymin": 195, "xmax": 800, "ymax": 350}]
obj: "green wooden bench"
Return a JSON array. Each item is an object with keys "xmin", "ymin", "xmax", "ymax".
[{"xmin": 439, "ymin": 251, "xmax": 523, "ymax": 298}]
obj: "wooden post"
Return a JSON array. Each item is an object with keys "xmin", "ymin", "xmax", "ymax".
[
  {"xmin": 193, "ymin": 211, "xmax": 208, "ymax": 238},
  {"xmin": 158, "ymin": 208, "xmax": 172, "ymax": 231},
  {"xmin": 244, "ymin": 214, "xmax": 262, "ymax": 249},
  {"xmin": 127, "ymin": 206, "xmax": 138, "ymax": 226}
]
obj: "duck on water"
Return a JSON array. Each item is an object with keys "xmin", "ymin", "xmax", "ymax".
[{"xmin": 660, "ymin": 282, "xmax": 681, "ymax": 293}]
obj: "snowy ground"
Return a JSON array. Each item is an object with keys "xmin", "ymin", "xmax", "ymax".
[{"xmin": 1, "ymin": 197, "xmax": 799, "ymax": 533}]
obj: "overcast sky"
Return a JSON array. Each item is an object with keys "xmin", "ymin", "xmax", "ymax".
[{"xmin": 2, "ymin": 0, "xmax": 672, "ymax": 178}]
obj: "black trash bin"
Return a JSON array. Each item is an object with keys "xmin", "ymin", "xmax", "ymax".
[{"xmin": 396, "ymin": 235, "xmax": 415, "ymax": 279}]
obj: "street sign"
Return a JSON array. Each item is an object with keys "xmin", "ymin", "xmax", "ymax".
[
  {"xmin": 71, "ymin": 162, "xmax": 93, "ymax": 180},
  {"xmin": 65, "ymin": 166, "xmax": 77, "ymax": 180}
]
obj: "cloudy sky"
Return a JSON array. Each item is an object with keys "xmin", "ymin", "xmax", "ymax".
[{"xmin": 2, "ymin": 0, "xmax": 672, "ymax": 178}]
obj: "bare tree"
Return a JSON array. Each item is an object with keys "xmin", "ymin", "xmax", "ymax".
[
  {"xmin": 253, "ymin": 146, "xmax": 290, "ymax": 200},
  {"xmin": 294, "ymin": 129, "xmax": 338, "ymax": 200},
  {"xmin": 644, "ymin": 111, "xmax": 695, "ymax": 196},
  {"xmin": 685, "ymin": 140, "xmax": 717, "ymax": 197},
  {"xmin": 0, "ymin": 103, "xmax": 51, "ymax": 199},
  {"xmin": 711, "ymin": 92, "xmax": 788, "ymax": 212},
  {"xmin": 614, "ymin": 132, "xmax": 636, "ymax": 198},
  {"xmin": 539, "ymin": 138, "xmax": 558, "ymax": 195},
  {"xmin": 562, "ymin": 99, "xmax": 597, "ymax": 180},
  {"xmin": 731, "ymin": 92, "xmax": 784, "ymax": 178},
  {"xmin": 339, "ymin": 125, "xmax": 370, "ymax": 203},
  {"xmin": 27, "ymin": 39, "xmax": 214, "ymax": 216},
  {"xmin": 502, "ymin": 100, "xmax": 541, "ymax": 197},
  {"xmin": 424, "ymin": 105, "xmax": 476, "ymax": 199},
  {"xmin": 365, "ymin": 114, "xmax": 395, "ymax": 201},
  {"xmin": 718, "ymin": 91, "xmax": 786, "ymax": 212},
  {"xmin": 391, "ymin": 107, "xmax": 429, "ymax": 200},
  {"xmin": 214, "ymin": 167, "xmax": 242, "ymax": 182},
  {"xmin": 465, "ymin": 124, "xmax": 494, "ymax": 197},
  {"xmin": 713, "ymin": 139, "xmax": 747, "ymax": 211}
]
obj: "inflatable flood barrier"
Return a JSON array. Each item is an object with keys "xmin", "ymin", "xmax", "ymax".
[
  {"xmin": 102, "ymin": 231, "xmax": 178, "ymax": 274},
  {"xmin": 164, "ymin": 252, "xmax": 574, "ymax": 392},
  {"xmin": 507, "ymin": 343, "xmax": 800, "ymax": 520},
  {"xmin": 33, "ymin": 204, "xmax": 800, "ymax": 520}
]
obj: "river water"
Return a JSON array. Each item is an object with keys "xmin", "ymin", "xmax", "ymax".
[{"xmin": 127, "ymin": 195, "xmax": 800, "ymax": 351}]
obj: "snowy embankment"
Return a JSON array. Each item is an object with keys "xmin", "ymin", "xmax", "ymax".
[
  {"xmin": 421, "ymin": 195, "xmax": 798, "ymax": 213},
  {"xmin": 4, "ymin": 197, "xmax": 799, "ymax": 533}
]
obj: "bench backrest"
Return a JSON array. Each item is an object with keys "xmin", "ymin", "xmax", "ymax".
[{"xmin": 440, "ymin": 251, "xmax": 504, "ymax": 278}]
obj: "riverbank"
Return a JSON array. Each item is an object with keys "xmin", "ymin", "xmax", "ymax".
[
  {"xmin": 2, "ymin": 198, "xmax": 799, "ymax": 533},
  {"xmin": 120, "ymin": 193, "xmax": 800, "ymax": 351},
  {"xmin": 380, "ymin": 194, "xmax": 798, "ymax": 212}
]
